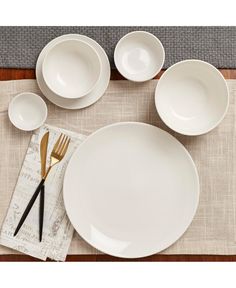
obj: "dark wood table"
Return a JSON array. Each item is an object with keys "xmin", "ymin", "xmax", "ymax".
[{"xmin": 0, "ymin": 68, "xmax": 235, "ymax": 262}]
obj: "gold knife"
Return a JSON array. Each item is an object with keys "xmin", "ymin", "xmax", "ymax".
[
  {"xmin": 39, "ymin": 131, "xmax": 49, "ymax": 241},
  {"xmin": 40, "ymin": 131, "xmax": 49, "ymax": 179}
]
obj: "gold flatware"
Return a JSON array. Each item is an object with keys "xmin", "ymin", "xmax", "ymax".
[
  {"xmin": 39, "ymin": 131, "xmax": 49, "ymax": 242},
  {"xmin": 40, "ymin": 132, "xmax": 49, "ymax": 179},
  {"xmin": 43, "ymin": 133, "xmax": 70, "ymax": 179},
  {"xmin": 14, "ymin": 133, "xmax": 70, "ymax": 238}
]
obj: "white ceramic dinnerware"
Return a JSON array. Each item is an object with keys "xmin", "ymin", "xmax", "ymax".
[
  {"xmin": 8, "ymin": 92, "xmax": 47, "ymax": 131},
  {"xmin": 114, "ymin": 31, "xmax": 165, "ymax": 82},
  {"xmin": 42, "ymin": 39, "xmax": 101, "ymax": 99},
  {"xmin": 64, "ymin": 122, "xmax": 199, "ymax": 258},
  {"xmin": 155, "ymin": 60, "xmax": 229, "ymax": 136},
  {"xmin": 36, "ymin": 34, "xmax": 110, "ymax": 109}
]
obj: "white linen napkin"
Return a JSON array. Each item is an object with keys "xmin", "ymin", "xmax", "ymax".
[{"xmin": 0, "ymin": 124, "xmax": 86, "ymax": 261}]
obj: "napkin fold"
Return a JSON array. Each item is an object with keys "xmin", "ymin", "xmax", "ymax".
[{"xmin": 0, "ymin": 124, "xmax": 86, "ymax": 261}]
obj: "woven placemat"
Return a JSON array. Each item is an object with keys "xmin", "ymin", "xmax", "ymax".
[
  {"xmin": 0, "ymin": 79, "xmax": 236, "ymax": 257},
  {"xmin": 0, "ymin": 26, "xmax": 235, "ymax": 69}
]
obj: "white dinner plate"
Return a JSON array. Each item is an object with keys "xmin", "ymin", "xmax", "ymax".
[
  {"xmin": 36, "ymin": 34, "xmax": 110, "ymax": 109},
  {"xmin": 64, "ymin": 122, "xmax": 199, "ymax": 258}
]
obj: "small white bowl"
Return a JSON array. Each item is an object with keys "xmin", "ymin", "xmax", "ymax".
[
  {"xmin": 8, "ymin": 92, "xmax": 48, "ymax": 131},
  {"xmin": 42, "ymin": 39, "xmax": 101, "ymax": 99},
  {"xmin": 155, "ymin": 60, "xmax": 229, "ymax": 136},
  {"xmin": 114, "ymin": 31, "xmax": 165, "ymax": 82}
]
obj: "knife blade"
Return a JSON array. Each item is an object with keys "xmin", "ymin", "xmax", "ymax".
[
  {"xmin": 40, "ymin": 131, "xmax": 49, "ymax": 178},
  {"xmin": 39, "ymin": 131, "xmax": 49, "ymax": 241}
]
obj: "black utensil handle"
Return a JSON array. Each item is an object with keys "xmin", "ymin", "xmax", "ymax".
[
  {"xmin": 14, "ymin": 178, "xmax": 45, "ymax": 237},
  {"xmin": 39, "ymin": 184, "xmax": 45, "ymax": 242}
]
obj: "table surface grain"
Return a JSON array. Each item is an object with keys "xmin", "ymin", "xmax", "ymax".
[{"xmin": 0, "ymin": 68, "xmax": 236, "ymax": 262}]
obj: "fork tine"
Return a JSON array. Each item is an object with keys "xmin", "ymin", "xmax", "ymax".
[
  {"xmin": 57, "ymin": 135, "xmax": 67, "ymax": 156},
  {"xmin": 60, "ymin": 137, "xmax": 70, "ymax": 158},
  {"xmin": 53, "ymin": 133, "xmax": 63, "ymax": 153},
  {"xmin": 55, "ymin": 134, "xmax": 66, "ymax": 154}
]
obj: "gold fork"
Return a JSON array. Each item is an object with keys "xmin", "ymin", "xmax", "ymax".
[
  {"xmin": 44, "ymin": 134, "xmax": 70, "ymax": 179},
  {"xmin": 14, "ymin": 133, "xmax": 71, "ymax": 237}
]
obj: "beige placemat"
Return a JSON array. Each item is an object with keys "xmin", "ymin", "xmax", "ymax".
[{"xmin": 0, "ymin": 79, "xmax": 236, "ymax": 256}]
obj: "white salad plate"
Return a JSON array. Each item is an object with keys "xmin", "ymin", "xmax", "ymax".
[
  {"xmin": 114, "ymin": 31, "xmax": 165, "ymax": 82},
  {"xmin": 64, "ymin": 122, "xmax": 199, "ymax": 258},
  {"xmin": 36, "ymin": 34, "xmax": 110, "ymax": 109},
  {"xmin": 42, "ymin": 39, "xmax": 101, "ymax": 99},
  {"xmin": 155, "ymin": 60, "xmax": 229, "ymax": 135},
  {"xmin": 8, "ymin": 92, "xmax": 47, "ymax": 131}
]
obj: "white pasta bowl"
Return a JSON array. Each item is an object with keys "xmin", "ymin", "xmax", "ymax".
[
  {"xmin": 42, "ymin": 39, "xmax": 101, "ymax": 99},
  {"xmin": 114, "ymin": 31, "xmax": 165, "ymax": 82},
  {"xmin": 155, "ymin": 60, "xmax": 229, "ymax": 136}
]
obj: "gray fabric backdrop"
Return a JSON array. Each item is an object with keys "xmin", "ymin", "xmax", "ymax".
[{"xmin": 0, "ymin": 26, "xmax": 235, "ymax": 69}]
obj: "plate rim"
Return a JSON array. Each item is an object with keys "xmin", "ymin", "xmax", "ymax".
[
  {"xmin": 36, "ymin": 34, "xmax": 111, "ymax": 109},
  {"xmin": 63, "ymin": 121, "xmax": 200, "ymax": 258}
]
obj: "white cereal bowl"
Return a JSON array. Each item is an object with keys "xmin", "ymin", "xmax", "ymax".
[
  {"xmin": 155, "ymin": 60, "xmax": 229, "ymax": 136},
  {"xmin": 42, "ymin": 39, "xmax": 101, "ymax": 99},
  {"xmin": 114, "ymin": 31, "xmax": 165, "ymax": 82},
  {"xmin": 8, "ymin": 92, "xmax": 47, "ymax": 131}
]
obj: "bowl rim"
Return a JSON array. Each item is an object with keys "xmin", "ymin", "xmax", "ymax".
[
  {"xmin": 42, "ymin": 38, "xmax": 102, "ymax": 99},
  {"xmin": 114, "ymin": 30, "xmax": 165, "ymax": 82},
  {"xmin": 155, "ymin": 59, "xmax": 229, "ymax": 136},
  {"xmin": 8, "ymin": 92, "xmax": 48, "ymax": 131}
]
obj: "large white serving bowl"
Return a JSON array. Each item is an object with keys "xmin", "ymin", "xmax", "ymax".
[
  {"xmin": 155, "ymin": 60, "xmax": 229, "ymax": 136},
  {"xmin": 42, "ymin": 39, "xmax": 101, "ymax": 99},
  {"xmin": 114, "ymin": 31, "xmax": 165, "ymax": 82},
  {"xmin": 63, "ymin": 122, "xmax": 199, "ymax": 258}
]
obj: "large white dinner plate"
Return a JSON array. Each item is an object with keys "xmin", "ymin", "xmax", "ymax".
[
  {"xmin": 36, "ymin": 34, "xmax": 110, "ymax": 109},
  {"xmin": 64, "ymin": 122, "xmax": 199, "ymax": 258}
]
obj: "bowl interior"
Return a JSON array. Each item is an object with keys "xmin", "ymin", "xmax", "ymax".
[
  {"xmin": 115, "ymin": 32, "xmax": 165, "ymax": 81},
  {"xmin": 155, "ymin": 61, "xmax": 229, "ymax": 135},
  {"xmin": 42, "ymin": 39, "xmax": 101, "ymax": 99},
  {"xmin": 9, "ymin": 93, "xmax": 47, "ymax": 131}
]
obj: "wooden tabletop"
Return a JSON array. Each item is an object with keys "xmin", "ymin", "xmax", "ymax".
[
  {"xmin": 0, "ymin": 68, "xmax": 235, "ymax": 81},
  {"xmin": 0, "ymin": 68, "xmax": 236, "ymax": 262}
]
